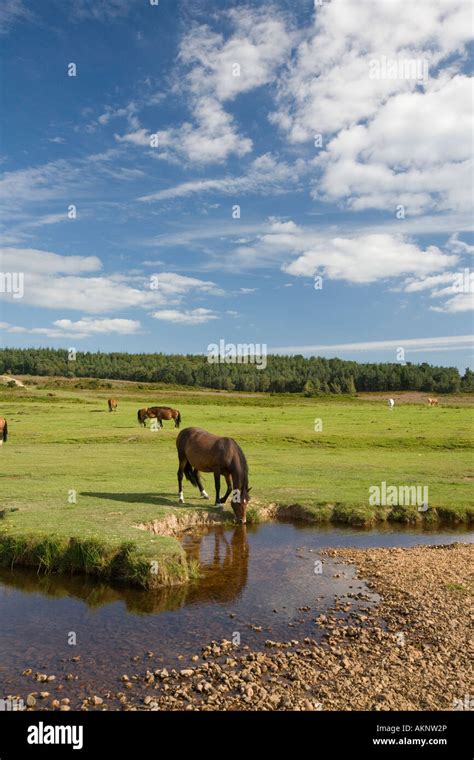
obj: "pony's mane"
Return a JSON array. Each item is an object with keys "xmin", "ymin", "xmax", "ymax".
[{"xmin": 235, "ymin": 442, "xmax": 249, "ymax": 499}]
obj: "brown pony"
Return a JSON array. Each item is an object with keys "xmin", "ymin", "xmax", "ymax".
[
  {"xmin": 147, "ymin": 406, "xmax": 181, "ymax": 428},
  {"xmin": 137, "ymin": 408, "xmax": 151, "ymax": 427},
  {"xmin": 0, "ymin": 417, "xmax": 8, "ymax": 444},
  {"xmin": 176, "ymin": 427, "xmax": 250, "ymax": 524},
  {"xmin": 108, "ymin": 399, "xmax": 118, "ymax": 412},
  {"xmin": 428, "ymin": 397, "xmax": 439, "ymax": 407}
]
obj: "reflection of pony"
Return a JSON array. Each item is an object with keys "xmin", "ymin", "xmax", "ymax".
[
  {"xmin": 0, "ymin": 417, "xmax": 8, "ymax": 444},
  {"xmin": 428, "ymin": 397, "xmax": 439, "ymax": 407},
  {"xmin": 176, "ymin": 427, "xmax": 250, "ymax": 524},
  {"xmin": 0, "ymin": 524, "xmax": 250, "ymax": 614},
  {"xmin": 147, "ymin": 406, "xmax": 181, "ymax": 429},
  {"xmin": 181, "ymin": 525, "xmax": 249, "ymax": 604},
  {"xmin": 108, "ymin": 399, "xmax": 118, "ymax": 412},
  {"xmin": 388, "ymin": 398, "xmax": 395, "ymax": 409}
]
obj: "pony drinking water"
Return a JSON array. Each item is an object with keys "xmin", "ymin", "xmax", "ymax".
[{"xmin": 176, "ymin": 427, "xmax": 250, "ymax": 524}]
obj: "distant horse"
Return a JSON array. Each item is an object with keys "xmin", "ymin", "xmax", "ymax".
[
  {"xmin": 108, "ymin": 399, "xmax": 118, "ymax": 412},
  {"xmin": 388, "ymin": 398, "xmax": 395, "ymax": 409},
  {"xmin": 428, "ymin": 397, "xmax": 439, "ymax": 407},
  {"xmin": 0, "ymin": 417, "xmax": 8, "ymax": 444},
  {"xmin": 137, "ymin": 408, "xmax": 151, "ymax": 427},
  {"xmin": 176, "ymin": 427, "xmax": 250, "ymax": 524},
  {"xmin": 147, "ymin": 406, "xmax": 181, "ymax": 429}
]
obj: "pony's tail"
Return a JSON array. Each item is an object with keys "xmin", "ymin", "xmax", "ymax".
[
  {"xmin": 184, "ymin": 462, "xmax": 199, "ymax": 488},
  {"xmin": 137, "ymin": 409, "xmax": 141, "ymax": 424},
  {"xmin": 3, "ymin": 420, "xmax": 7, "ymax": 443},
  {"xmin": 176, "ymin": 411, "xmax": 181, "ymax": 428}
]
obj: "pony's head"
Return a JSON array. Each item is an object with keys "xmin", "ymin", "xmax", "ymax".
[{"xmin": 231, "ymin": 485, "xmax": 250, "ymax": 524}]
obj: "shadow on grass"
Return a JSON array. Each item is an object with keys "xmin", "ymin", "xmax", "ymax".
[{"xmin": 81, "ymin": 491, "xmax": 177, "ymax": 507}]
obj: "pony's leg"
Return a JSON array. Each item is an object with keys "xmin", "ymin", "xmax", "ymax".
[
  {"xmin": 177, "ymin": 458, "xmax": 186, "ymax": 503},
  {"xmin": 214, "ymin": 473, "xmax": 221, "ymax": 506},
  {"xmin": 219, "ymin": 473, "xmax": 233, "ymax": 504},
  {"xmin": 194, "ymin": 470, "xmax": 209, "ymax": 499}
]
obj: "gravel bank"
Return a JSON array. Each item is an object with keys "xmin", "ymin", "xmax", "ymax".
[{"xmin": 17, "ymin": 543, "xmax": 473, "ymax": 711}]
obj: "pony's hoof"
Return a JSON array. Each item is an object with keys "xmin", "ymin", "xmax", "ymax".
[
  {"xmin": 201, "ymin": 490, "xmax": 209, "ymax": 500},
  {"xmin": 178, "ymin": 493, "xmax": 185, "ymax": 504}
]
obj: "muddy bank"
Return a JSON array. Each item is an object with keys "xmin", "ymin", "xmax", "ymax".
[
  {"xmin": 10, "ymin": 541, "xmax": 472, "ymax": 711},
  {"xmin": 136, "ymin": 501, "xmax": 474, "ymax": 540}
]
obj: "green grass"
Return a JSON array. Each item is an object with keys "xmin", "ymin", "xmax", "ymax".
[{"xmin": 0, "ymin": 383, "xmax": 472, "ymax": 587}]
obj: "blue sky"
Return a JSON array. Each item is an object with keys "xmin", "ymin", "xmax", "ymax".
[{"xmin": 0, "ymin": 0, "xmax": 473, "ymax": 370}]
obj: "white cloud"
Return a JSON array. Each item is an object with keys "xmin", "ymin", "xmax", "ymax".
[
  {"xmin": 150, "ymin": 272, "xmax": 224, "ymax": 298},
  {"xmin": 138, "ymin": 153, "xmax": 303, "ymax": 202},
  {"xmin": 430, "ymin": 294, "xmax": 474, "ymax": 314},
  {"xmin": 53, "ymin": 318, "xmax": 141, "ymax": 334},
  {"xmin": 271, "ymin": 335, "xmax": 474, "ymax": 356},
  {"xmin": 0, "ymin": 0, "xmax": 32, "ymax": 34},
  {"xmin": 0, "ymin": 248, "xmax": 224, "ymax": 313},
  {"xmin": 284, "ymin": 232, "xmax": 457, "ymax": 283},
  {"xmin": 151, "ymin": 308, "xmax": 218, "ymax": 325},
  {"xmin": 270, "ymin": 0, "xmax": 472, "ymax": 215},
  {"xmin": 179, "ymin": 9, "xmax": 296, "ymax": 103},
  {"xmin": 0, "ymin": 317, "xmax": 141, "ymax": 339},
  {"xmin": 0, "ymin": 247, "xmax": 101, "ymax": 274},
  {"xmin": 117, "ymin": 100, "xmax": 252, "ymax": 165},
  {"xmin": 117, "ymin": 7, "xmax": 294, "ymax": 164},
  {"xmin": 446, "ymin": 233, "xmax": 474, "ymax": 256},
  {"xmin": 272, "ymin": 0, "xmax": 472, "ymax": 140},
  {"xmin": 69, "ymin": 0, "xmax": 137, "ymax": 22},
  {"xmin": 230, "ymin": 220, "xmax": 458, "ymax": 282},
  {"xmin": 315, "ymin": 75, "xmax": 473, "ymax": 214}
]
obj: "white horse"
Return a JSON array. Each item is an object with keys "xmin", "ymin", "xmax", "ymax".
[{"xmin": 388, "ymin": 398, "xmax": 395, "ymax": 409}]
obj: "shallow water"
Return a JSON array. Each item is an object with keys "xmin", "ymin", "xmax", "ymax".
[{"xmin": 0, "ymin": 523, "xmax": 472, "ymax": 703}]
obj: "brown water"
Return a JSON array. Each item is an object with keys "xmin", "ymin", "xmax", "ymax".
[{"xmin": 0, "ymin": 522, "xmax": 472, "ymax": 705}]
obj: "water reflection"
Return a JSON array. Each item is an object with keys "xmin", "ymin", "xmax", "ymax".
[{"xmin": 0, "ymin": 525, "xmax": 250, "ymax": 615}]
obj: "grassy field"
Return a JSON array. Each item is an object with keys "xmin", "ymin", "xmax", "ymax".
[{"xmin": 0, "ymin": 380, "xmax": 472, "ymax": 587}]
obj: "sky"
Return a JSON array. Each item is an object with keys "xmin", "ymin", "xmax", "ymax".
[{"xmin": 0, "ymin": 0, "xmax": 473, "ymax": 370}]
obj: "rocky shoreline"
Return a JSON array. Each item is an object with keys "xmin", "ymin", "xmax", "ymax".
[{"xmin": 14, "ymin": 542, "xmax": 472, "ymax": 712}]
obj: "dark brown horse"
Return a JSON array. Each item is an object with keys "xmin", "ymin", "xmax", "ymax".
[
  {"xmin": 0, "ymin": 417, "xmax": 7, "ymax": 444},
  {"xmin": 176, "ymin": 427, "xmax": 250, "ymax": 524},
  {"xmin": 108, "ymin": 399, "xmax": 118, "ymax": 412},
  {"xmin": 147, "ymin": 406, "xmax": 181, "ymax": 428},
  {"xmin": 137, "ymin": 408, "xmax": 151, "ymax": 427}
]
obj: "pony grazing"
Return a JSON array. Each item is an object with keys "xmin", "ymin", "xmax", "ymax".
[
  {"xmin": 147, "ymin": 406, "xmax": 181, "ymax": 429},
  {"xmin": 388, "ymin": 398, "xmax": 395, "ymax": 409},
  {"xmin": 137, "ymin": 408, "xmax": 151, "ymax": 427},
  {"xmin": 108, "ymin": 399, "xmax": 118, "ymax": 412},
  {"xmin": 0, "ymin": 417, "xmax": 8, "ymax": 444},
  {"xmin": 428, "ymin": 397, "xmax": 439, "ymax": 407},
  {"xmin": 176, "ymin": 427, "xmax": 250, "ymax": 524}
]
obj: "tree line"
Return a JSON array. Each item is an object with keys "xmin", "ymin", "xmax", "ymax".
[{"xmin": 0, "ymin": 348, "xmax": 472, "ymax": 394}]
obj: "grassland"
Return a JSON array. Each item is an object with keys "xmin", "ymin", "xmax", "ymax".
[{"xmin": 0, "ymin": 379, "xmax": 472, "ymax": 588}]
